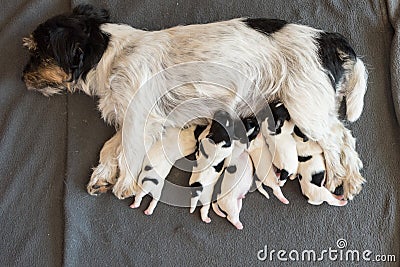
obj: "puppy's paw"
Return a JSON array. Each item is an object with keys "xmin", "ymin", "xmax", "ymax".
[
  {"xmin": 202, "ymin": 217, "xmax": 211, "ymax": 224},
  {"xmin": 144, "ymin": 209, "xmax": 153, "ymax": 215},
  {"xmin": 233, "ymin": 222, "xmax": 243, "ymax": 230}
]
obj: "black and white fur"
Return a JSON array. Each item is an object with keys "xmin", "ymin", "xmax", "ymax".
[
  {"xmin": 189, "ymin": 111, "xmax": 234, "ymax": 223},
  {"xmin": 293, "ymin": 126, "xmax": 348, "ymax": 206},
  {"xmin": 22, "ymin": 5, "xmax": 367, "ymax": 200},
  {"xmin": 212, "ymin": 140, "xmax": 254, "ymax": 230},
  {"xmin": 248, "ymin": 132, "xmax": 289, "ymax": 204},
  {"xmin": 130, "ymin": 126, "xmax": 197, "ymax": 214},
  {"xmin": 263, "ymin": 102, "xmax": 298, "ymax": 186}
]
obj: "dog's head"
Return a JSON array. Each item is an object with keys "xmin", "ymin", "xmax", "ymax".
[{"xmin": 22, "ymin": 5, "xmax": 110, "ymax": 96}]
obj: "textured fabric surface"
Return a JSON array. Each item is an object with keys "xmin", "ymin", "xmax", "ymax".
[{"xmin": 1, "ymin": 0, "xmax": 399, "ymax": 266}]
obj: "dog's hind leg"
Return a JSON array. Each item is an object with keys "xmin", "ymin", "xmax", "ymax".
[{"xmin": 87, "ymin": 131, "xmax": 121, "ymax": 195}]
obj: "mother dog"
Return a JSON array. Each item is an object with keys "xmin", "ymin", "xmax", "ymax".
[{"xmin": 22, "ymin": 5, "xmax": 367, "ymax": 200}]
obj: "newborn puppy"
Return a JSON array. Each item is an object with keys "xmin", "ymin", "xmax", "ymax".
[
  {"xmin": 263, "ymin": 101, "xmax": 298, "ymax": 186},
  {"xmin": 248, "ymin": 132, "xmax": 289, "ymax": 204},
  {"xmin": 213, "ymin": 140, "xmax": 253, "ymax": 230},
  {"xmin": 189, "ymin": 111, "xmax": 234, "ymax": 223},
  {"xmin": 131, "ymin": 126, "xmax": 197, "ymax": 214},
  {"xmin": 293, "ymin": 126, "xmax": 348, "ymax": 206}
]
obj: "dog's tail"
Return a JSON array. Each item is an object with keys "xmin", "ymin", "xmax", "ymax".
[{"xmin": 342, "ymin": 58, "xmax": 368, "ymax": 122}]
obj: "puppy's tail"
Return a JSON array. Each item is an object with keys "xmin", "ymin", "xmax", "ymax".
[{"xmin": 342, "ymin": 58, "xmax": 368, "ymax": 122}]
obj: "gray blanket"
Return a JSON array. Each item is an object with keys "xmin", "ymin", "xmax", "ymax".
[{"xmin": 1, "ymin": 0, "xmax": 399, "ymax": 266}]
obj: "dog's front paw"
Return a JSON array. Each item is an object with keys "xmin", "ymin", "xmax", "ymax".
[
  {"xmin": 87, "ymin": 163, "xmax": 118, "ymax": 195},
  {"xmin": 112, "ymin": 177, "xmax": 137, "ymax": 199},
  {"xmin": 342, "ymin": 172, "xmax": 365, "ymax": 200},
  {"xmin": 87, "ymin": 181, "xmax": 113, "ymax": 195}
]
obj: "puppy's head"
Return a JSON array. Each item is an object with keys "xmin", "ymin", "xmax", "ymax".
[
  {"xmin": 207, "ymin": 110, "xmax": 235, "ymax": 147},
  {"xmin": 269, "ymin": 101, "xmax": 290, "ymax": 134},
  {"xmin": 22, "ymin": 5, "xmax": 110, "ymax": 96}
]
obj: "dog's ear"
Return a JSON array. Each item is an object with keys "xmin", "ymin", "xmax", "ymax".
[
  {"xmin": 72, "ymin": 4, "xmax": 110, "ymax": 24},
  {"xmin": 43, "ymin": 5, "xmax": 110, "ymax": 81},
  {"xmin": 48, "ymin": 27, "xmax": 86, "ymax": 81}
]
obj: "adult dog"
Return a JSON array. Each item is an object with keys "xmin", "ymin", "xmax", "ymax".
[{"xmin": 22, "ymin": 5, "xmax": 367, "ymax": 200}]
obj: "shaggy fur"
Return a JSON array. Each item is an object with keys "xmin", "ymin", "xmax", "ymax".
[{"xmin": 22, "ymin": 5, "xmax": 367, "ymax": 200}]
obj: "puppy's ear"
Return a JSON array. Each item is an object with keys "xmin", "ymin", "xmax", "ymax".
[{"xmin": 72, "ymin": 4, "xmax": 110, "ymax": 24}]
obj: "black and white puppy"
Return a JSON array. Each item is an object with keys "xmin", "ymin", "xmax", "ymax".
[
  {"xmin": 189, "ymin": 111, "xmax": 234, "ymax": 223},
  {"xmin": 263, "ymin": 102, "xmax": 298, "ymax": 186},
  {"xmin": 131, "ymin": 126, "xmax": 197, "ymax": 215},
  {"xmin": 212, "ymin": 140, "xmax": 253, "ymax": 230},
  {"xmin": 22, "ymin": 5, "xmax": 367, "ymax": 200},
  {"xmin": 248, "ymin": 131, "xmax": 289, "ymax": 204},
  {"xmin": 293, "ymin": 126, "xmax": 348, "ymax": 206}
]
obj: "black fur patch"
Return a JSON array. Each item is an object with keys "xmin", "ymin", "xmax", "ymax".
[
  {"xmin": 142, "ymin": 177, "xmax": 159, "ymax": 185},
  {"xmin": 190, "ymin": 182, "xmax": 203, "ymax": 197},
  {"xmin": 311, "ymin": 171, "xmax": 325, "ymax": 187},
  {"xmin": 226, "ymin": 165, "xmax": 237, "ymax": 174},
  {"xmin": 194, "ymin": 125, "xmax": 208, "ymax": 141},
  {"xmin": 293, "ymin": 125, "xmax": 309, "ymax": 142},
  {"xmin": 213, "ymin": 160, "xmax": 225, "ymax": 172},
  {"xmin": 317, "ymin": 32, "xmax": 357, "ymax": 88},
  {"xmin": 234, "ymin": 116, "xmax": 260, "ymax": 143},
  {"xmin": 199, "ymin": 141, "xmax": 209, "ymax": 159},
  {"xmin": 215, "ymin": 202, "xmax": 228, "ymax": 217},
  {"xmin": 207, "ymin": 110, "xmax": 234, "ymax": 147},
  {"xmin": 221, "ymin": 141, "xmax": 232, "ymax": 148},
  {"xmin": 144, "ymin": 165, "xmax": 153, "ymax": 171},
  {"xmin": 269, "ymin": 102, "xmax": 290, "ymax": 134},
  {"xmin": 255, "ymin": 105, "xmax": 275, "ymax": 134},
  {"xmin": 31, "ymin": 4, "xmax": 110, "ymax": 82},
  {"xmin": 244, "ymin": 18, "xmax": 287, "ymax": 35},
  {"xmin": 333, "ymin": 184, "xmax": 344, "ymax": 196},
  {"xmin": 298, "ymin": 174, "xmax": 303, "ymax": 181},
  {"xmin": 261, "ymin": 183, "xmax": 269, "ymax": 191},
  {"xmin": 298, "ymin": 155, "xmax": 312, "ymax": 162},
  {"xmin": 279, "ymin": 169, "xmax": 290, "ymax": 181}
]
